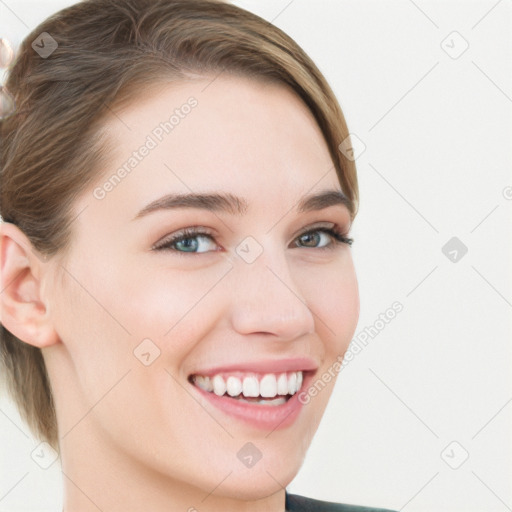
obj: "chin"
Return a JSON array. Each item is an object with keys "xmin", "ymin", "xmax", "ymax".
[
  {"xmin": 213, "ymin": 469, "xmax": 295, "ymax": 501},
  {"xmin": 226, "ymin": 447, "xmax": 303, "ymax": 497}
]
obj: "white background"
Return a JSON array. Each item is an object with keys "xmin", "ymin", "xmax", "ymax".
[{"xmin": 1, "ymin": 1, "xmax": 511, "ymax": 511}]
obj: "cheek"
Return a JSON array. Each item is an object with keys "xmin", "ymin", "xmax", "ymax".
[
  {"xmin": 298, "ymin": 255, "xmax": 359, "ymax": 353},
  {"xmin": 111, "ymin": 259, "xmax": 233, "ymax": 355},
  {"xmin": 296, "ymin": 258, "xmax": 358, "ymax": 416},
  {"xmin": 52, "ymin": 256, "xmax": 231, "ymax": 444}
]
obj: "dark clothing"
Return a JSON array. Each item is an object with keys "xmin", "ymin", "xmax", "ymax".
[{"xmin": 285, "ymin": 491, "xmax": 398, "ymax": 512}]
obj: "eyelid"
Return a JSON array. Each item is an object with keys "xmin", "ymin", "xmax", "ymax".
[{"xmin": 295, "ymin": 221, "xmax": 338, "ymax": 235}]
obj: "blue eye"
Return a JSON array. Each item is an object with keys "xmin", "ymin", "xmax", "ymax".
[
  {"xmin": 170, "ymin": 232, "xmax": 216, "ymax": 253},
  {"xmin": 153, "ymin": 226, "xmax": 353, "ymax": 254},
  {"xmin": 152, "ymin": 228, "xmax": 217, "ymax": 254}
]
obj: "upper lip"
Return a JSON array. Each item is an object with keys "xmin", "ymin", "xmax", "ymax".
[{"xmin": 189, "ymin": 357, "xmax": 319, "ymax": 377}]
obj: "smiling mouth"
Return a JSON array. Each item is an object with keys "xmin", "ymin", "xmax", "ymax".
[{"xmin": 188, "ymin": 370, "xmax": 306, "ymax": 406}]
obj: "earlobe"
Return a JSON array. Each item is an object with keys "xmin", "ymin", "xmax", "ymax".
[{"xmin": 0, "ymin": 221, "xmax": 60, "ymax": 348}]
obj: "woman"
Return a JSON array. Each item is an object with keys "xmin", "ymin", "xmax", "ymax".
[{"xmin": 0, "ymin": 0, "xmax": 397, "ymax": 510}]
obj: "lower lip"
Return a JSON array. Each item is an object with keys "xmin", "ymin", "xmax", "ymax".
[{"xmin": 190, "ymin": 372, "xmax": 314, "ymax": 431}]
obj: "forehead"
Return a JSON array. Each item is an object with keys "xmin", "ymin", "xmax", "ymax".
[{"xmin": 82, "ymin": 74, "xmax": 342, "ymax": 220}]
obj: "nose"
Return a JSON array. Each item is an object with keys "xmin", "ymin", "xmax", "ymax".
[{"xmin": 228, "ymin": 248, "xmax": 316, "ymax": 340}]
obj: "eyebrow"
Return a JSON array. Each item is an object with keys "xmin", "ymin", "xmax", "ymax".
[{"xmin": 132, "ymin": 189, "xmax": 351, "ymax": 220}]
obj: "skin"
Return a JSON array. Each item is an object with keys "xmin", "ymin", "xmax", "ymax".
[{"xmin": 0, "ymin": 75, "xmax": 359, "ymax": 512}]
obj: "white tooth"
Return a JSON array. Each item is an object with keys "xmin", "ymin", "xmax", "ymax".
[
  {"xmin": 194, "ymin": 375, "xmax": 208, "ymax": 392},
  {"xmin": 277, "ymin": 373, "xmax": 289, "ymax": 395},
  {"xmin": 226, "ymin": 376, "xmax": 242, "ymax": 397},
  {"xmin": 260, "ymin": 374, "xmax": 277, "ymax": 398},
  {"xmin": 296, "ymin": 371, "xmax": 303, "ymax": 392},
  {"xmin": 242, "ymin": 376, "xmax": 260, "ymax": 397},
  {"xmin": 204, "ymin": 376, "xmax": 213, "ymax": 392},
  {"xmin": 287, "ymin": 372, "xmax": 297, "ymax": 395},
  {"xmin": 212, "ymin": 375, "xmax": 226, "ymax": 396}
]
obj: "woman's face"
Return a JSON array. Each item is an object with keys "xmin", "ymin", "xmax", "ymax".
[{"xmin": 44, "ymin": 75, "xmax": 359, "ymax": 501}]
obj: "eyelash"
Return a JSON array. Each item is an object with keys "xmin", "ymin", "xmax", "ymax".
[{"xmin": 152, "ymin": 225, "xmax": 354, "ymax": 254}]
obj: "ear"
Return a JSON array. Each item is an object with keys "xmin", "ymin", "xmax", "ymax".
[{"xmin": 0, "ymin": 221, "xmax": 60, "ymax": 348}]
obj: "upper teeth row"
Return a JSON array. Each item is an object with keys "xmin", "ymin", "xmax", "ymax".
[{"xmin": 193, "ymin": 371, "xmax": 304, "ymax": 398}]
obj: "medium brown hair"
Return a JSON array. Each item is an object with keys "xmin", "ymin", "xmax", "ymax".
[{"xmin": 0, "ymin": 0, "xmax": 359, "ymax": 451}]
